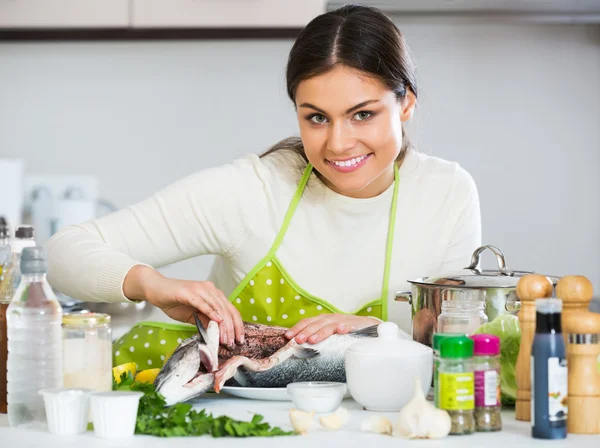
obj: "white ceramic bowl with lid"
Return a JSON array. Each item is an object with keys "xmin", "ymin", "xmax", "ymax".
[{"xmin": 345, "ymin": 321, "xmax": 432, "ymax": 411}]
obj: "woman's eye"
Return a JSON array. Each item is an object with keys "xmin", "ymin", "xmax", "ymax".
[
  {"xmin": 354, "ymin": 111, "xmax": 373, "ymax": 121},
  {"xmin": 309, "ymin": 114, "xmax": 328, "ymax": 124}
]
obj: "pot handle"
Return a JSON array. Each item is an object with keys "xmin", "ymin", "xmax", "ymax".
[
  {"xmin": 505, "ymin": 300, "xmax": 522, "ymax": 314},
  {"xmin": 395, "ymin": 291, "xmax": 412, "ymax": 305},
  {"xmin": 465, "ymin": 245, "xmax": 511, "ymax": 275}
]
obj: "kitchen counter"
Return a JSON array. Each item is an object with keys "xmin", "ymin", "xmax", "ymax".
[{"xmin": 0, "ymin": 394, "xmax": 598, "ymax": 447}]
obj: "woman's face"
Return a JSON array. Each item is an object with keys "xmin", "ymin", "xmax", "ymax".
[{"xmin": 295, "ymin": 65, "xmax": 416, "ymax": 198}]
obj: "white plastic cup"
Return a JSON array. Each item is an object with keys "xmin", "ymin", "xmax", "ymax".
[
  {"xmin": 90, "ymin": 391, "xmax": 143, "ymax": 438},
  {"xmin": 39, "ymin": 388, "xmax": 93, "ymax": 435}
]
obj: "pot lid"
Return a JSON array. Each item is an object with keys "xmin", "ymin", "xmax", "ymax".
[
  {"xmin": 348, "ymin": 322, "xmax": 432, "ymax": 356},
  {"xmin": 408, "ymin": 245, "xmax": 559, "ymax": 289}
]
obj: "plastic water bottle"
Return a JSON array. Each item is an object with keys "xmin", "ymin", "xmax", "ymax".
[{"xmin": 7, "ymin": 246, "xmax": 63, "ymax": 428}]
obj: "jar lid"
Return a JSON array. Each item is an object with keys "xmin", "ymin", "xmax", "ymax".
[
  {"xmin": 469, "ymin": 334, "xmax": 500, "ymax": 356},
  {"xmin": 347, "ymin": 322, "xmax": 432, "ymax": 357},
  {"xmin": 432, "ymin": 332, "xmax": 467, "ymax": 351},
  {"xmin": 440, "ymin": 335, "xmax": 473, "ymax": 359},
  {"xmin": 63, "ymin": 312, "xmax": 111, "ymax": 327}
]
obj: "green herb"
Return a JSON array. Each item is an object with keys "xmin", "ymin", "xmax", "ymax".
[{"xmin": 113, "ymin": 372, "xmax": 295, "ymax": 438}]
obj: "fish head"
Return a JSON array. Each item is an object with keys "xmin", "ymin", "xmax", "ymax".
[{"xmin": 154, "ymin": 320, "xmax": 220, "ymax": 406}]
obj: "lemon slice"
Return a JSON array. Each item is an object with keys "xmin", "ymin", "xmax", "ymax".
[
  {"xmin": 112, "ymin": 362, "xmax": 137, "ymax": 384},
  {"xmin": 135, "ymin": 368, "xmax": 161, "ymax": 385}
]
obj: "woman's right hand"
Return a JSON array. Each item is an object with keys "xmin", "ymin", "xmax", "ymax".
[{"xmin": 123, "ymin": 265, "xmax": 244, "ymax": 347}]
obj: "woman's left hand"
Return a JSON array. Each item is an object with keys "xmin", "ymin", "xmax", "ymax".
[{"xmin": 284, "ymin": 314, "xmax": 380, "ymax": 345}]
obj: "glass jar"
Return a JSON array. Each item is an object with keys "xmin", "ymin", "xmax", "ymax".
[
  {"xmin": 62, "ymin": 313, "xmax": 112, "ymax": 392},
  {"xmin": 469, "ymin": 334, "xmax": 502, "ymax": 431},
  {"xmin": 438, "ymin": 335, "xmax": 475, "ymax": 435},
  {"xmin": 437, "ymin": 299, "xmax": 488, "ymax": 335}
]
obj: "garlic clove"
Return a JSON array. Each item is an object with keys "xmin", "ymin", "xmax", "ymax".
[
  {"xmin": 289, "ymin": 408, "xmax": 315, "ymax": 435},
  {"xmin": 319, "ymin": 406, "xmax": 349, "ymax": 431},
  {"xmin": 427, "ymin": 409, "xmax": 451, "ymax": 439},
  {"xmin": 360, "ymin": 415, "xmax": 393, "ymax": 435},
  {"xmin": 394, "ymin": 376, "xmax": 450, "ymax": 440}
]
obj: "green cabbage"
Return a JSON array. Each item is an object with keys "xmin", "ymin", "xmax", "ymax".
[{"xmin": 474, "ymin": 314, "xmax": 521, "ymax": 406}]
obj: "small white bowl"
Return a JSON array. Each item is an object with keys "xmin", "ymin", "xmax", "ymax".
[
  {"xmin": 39, "ymin": 388, "xmax": 93, "ymax": 435},
  {"xmin": 286, "ymin": 382, "xmax": 347, "ymax": 413},
  {"xmin": 90, "ymin": 391, "xmax": 143, "ymax": 438}
]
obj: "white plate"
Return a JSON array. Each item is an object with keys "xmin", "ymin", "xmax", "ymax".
[
  {"xmin": 220, "ymin": 385, "xmax": 352, "ymax": 402},
  {"xmin": 220, "ymin": 386, "xmax": 291, "ymax": 401}
]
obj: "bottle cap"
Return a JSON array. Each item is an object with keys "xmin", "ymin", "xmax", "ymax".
[
  {"xmin": 432, "ymin": 332, "xmax": 466, "ymax": 351},
  {"xmin": 469, "ymin": 334, "xmax": 500, "ymax": 356},
  {"xmin": 440, "ymin": 335, "xmax": 474, "ymax": 359},
  {"xmin": 20, "ymin": 246, "xmax": 47, "ymax": 274},
  {"xmin": 0, "ymin": 217, "xmax": 8, "ymax": 239},
  {"xmin": 15, "ymin": 225, "xmax": 35, "ymax": 239},
  {"xmin": 536, "ymin": 298, "xmax": 563, "ymax": 314}
]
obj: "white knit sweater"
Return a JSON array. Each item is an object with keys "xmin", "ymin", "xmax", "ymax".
[{"xmin": 47, "ymin": 149, "xmax": 481, "ymax": 333}]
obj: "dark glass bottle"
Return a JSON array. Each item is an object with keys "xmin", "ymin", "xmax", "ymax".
[{"xmin": 531, "ymin": 298, "xmax": 567, "ymax": 440}]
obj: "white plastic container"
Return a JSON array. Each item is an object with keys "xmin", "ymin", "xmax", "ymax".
[
  {"xmin": 345, "ymin": 321, "xmax": 433, "ymax": 411},
  {"xmin": 90, "ymin": 391, "xmax": 143, "ymax": 438},
  {"xmin": 286, "ymin": 382, "xmax": 346, "ymax": 413},
  {"xmin": 39, "ymin": 388, "xmax": 92, "ymax": 435}
]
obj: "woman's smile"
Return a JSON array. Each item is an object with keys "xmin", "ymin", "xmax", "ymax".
[{"xmin": 326, "ymin": 153, "xmax": 373, "ymax": 173}]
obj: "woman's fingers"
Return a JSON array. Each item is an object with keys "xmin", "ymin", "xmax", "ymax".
[
  {"xmin": 294, "ymin": 318, "xmax": 336, "ymax": 344},
  {"xmin": 285, "ymin": 316, "xmax": 320, "ymax": 341},
  {"xmin": 180, "ymin": 293, "xmax": 223, "ymax": 324},
  {"xmin": 305, "ymin": 322, "xmax": 339, "ymax": 344},
  {"xmin": 222, "ymin": 295, "xmax": 245, "ymax": 344}
]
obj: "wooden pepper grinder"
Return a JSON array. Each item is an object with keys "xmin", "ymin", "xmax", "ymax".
[
  {"xmin": 556, "ymin": 275, "xmax": 600, "ymax": 434},
  {"xmin": 515, "ymin": 274, "xmax": 554, "ymax": 421}
]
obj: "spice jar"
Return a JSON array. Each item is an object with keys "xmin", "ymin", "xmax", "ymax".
[
  {"xmin": 63, "ymin": 313, "xmax": 112, "ymax": 392},
  {"xmin": 469, "ymin": 334, "xmax": 502, "ymax": 432},
  {"xmin": 432, "ymin": 333, "xmax": 465, "ymax": 406},
  {"xmin": 437, "ymin": 299, "xmax": 488, "ymax": 335},
  {"xmin": 438, "ymin": 335, "xmax": 475, "ymax": 435}
]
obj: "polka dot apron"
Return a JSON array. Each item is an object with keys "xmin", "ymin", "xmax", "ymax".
[{"xmin": 113, "ymin": 162, "xmax": 400, "ymax": 369}]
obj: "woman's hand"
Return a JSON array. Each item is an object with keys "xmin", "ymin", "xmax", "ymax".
[
  {"xmin": 123, "ymin": 265, "xmax": 244, "ymax": 347},
  {"xmin": 284, "ymin": 314, "xmax": 380, "ymax": 345}
]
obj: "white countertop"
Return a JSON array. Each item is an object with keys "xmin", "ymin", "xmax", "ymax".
[{"xmin": 1, "ymin": 394, "xmax": 598, "ymax": 447}]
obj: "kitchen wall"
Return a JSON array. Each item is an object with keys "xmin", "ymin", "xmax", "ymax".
[{"xmin": 1, "ymin": 18, "xmax": 599, "ymax": 306}]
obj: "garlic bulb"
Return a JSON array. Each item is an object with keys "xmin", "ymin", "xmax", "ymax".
[
  {"xmin": 319, "ymin": 406, "xmax": 349, "ymax": 431},
  {"xmin": 394, "ymin": 377, "xmax": 451, "ymax": 439},
  {"xmin": 289, "ymin": 408, "xmax": 315, "ymax": 435},
  {"xmin": 361, "ymin": 415, "xmax": 393, "ymax": 435}
]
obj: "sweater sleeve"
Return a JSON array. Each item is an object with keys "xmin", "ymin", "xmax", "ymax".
[
  {"xmin": 438, "ymin": 166, "xmax": 482, "ymax": 272},
  {"xmin": 47, "ymin": 155, "xmax": 271, "ymax": 303}
]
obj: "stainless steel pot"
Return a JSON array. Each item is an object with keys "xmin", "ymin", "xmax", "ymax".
[{"xmin": 395, "ymin": 245, "xmax": 559, "ymax": 347}]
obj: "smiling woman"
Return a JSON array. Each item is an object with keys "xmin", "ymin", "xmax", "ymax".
[{"xmin": 46, "ymin": 5, "xmax": 481, "ymax": 370}]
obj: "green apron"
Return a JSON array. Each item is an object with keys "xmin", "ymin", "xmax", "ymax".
[{"xmin": 113, "ymin": 162, "xmax": 400, "ymax": 370}]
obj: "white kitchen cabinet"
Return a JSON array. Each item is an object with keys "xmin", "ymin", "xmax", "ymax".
[
  {"xmin": 0, "ymin": 0, "xmax": 130, "ymax": 28},
  {"xmin": 131, "ymin": 0, "xmax": 326, "ymax": 28}
]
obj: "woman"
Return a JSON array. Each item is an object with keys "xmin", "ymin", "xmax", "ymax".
[{"xmin": 47, "ymin": 5, "xmax": 481, "ymax": 369}]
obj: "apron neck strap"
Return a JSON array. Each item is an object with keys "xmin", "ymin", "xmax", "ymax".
[
  {"xmin": 380, "ymin": 162, "xmax": 400, "ymax": 321},
  {"xmin": 268, "ymin": 162, "xmax": 314, "ymax": 256}
]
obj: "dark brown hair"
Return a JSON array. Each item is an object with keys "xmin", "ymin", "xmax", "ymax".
[{"xmin": 262, "ymin": 4, "xmax": 417, "ymax": 164}]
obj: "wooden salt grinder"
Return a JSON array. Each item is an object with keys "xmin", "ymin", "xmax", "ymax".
[
  {"xmin": 557, "ymin": 275, "xmax": 600, "ymax": 434},
  {"xmin": 515, "ymin": 274, "xmax": 554, "ymax": 422}
]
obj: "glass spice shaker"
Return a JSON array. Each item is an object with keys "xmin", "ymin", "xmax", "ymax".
[
  {"xmin": 432, "ymin": 333, "xmax": 466, "ymax": 406},
  {"xmin": 438, "ymin": 335, "xmax": 475, "ymax": 435},
  {"xmin": 437, "ymin": 299, "xmax": 488, "ymax": 335},
  {"xmin": 469, "ymin": 334, "xmax": 502, "ymax": 431},
  {"xmin": 62, "ymin": 313, "xmax": 113, "ymax": 392}
]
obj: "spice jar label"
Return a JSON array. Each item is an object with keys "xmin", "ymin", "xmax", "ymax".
[
  {"xmin": 439, "ymin": 372, "xmax": 474, "ymax": 411},
  {"xmin": 474, "ymin": 370, "xmax": 499, "ymax": 407}
]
